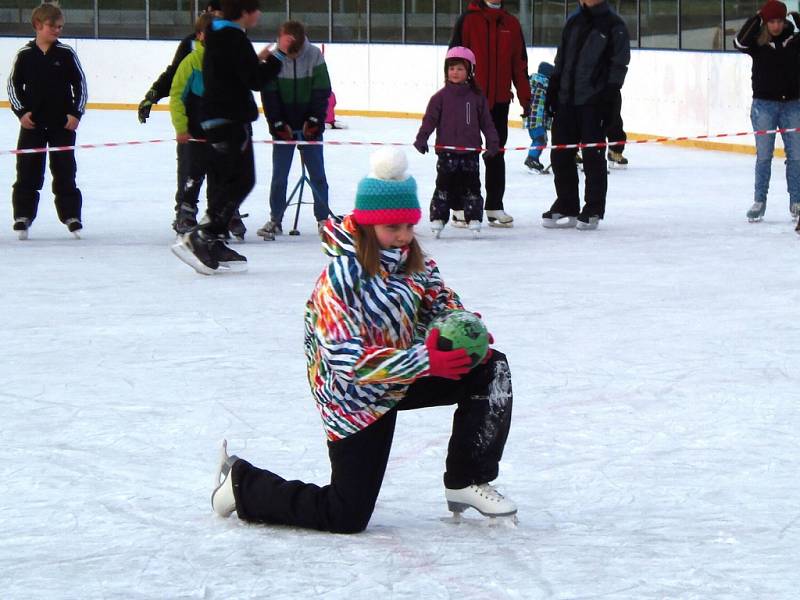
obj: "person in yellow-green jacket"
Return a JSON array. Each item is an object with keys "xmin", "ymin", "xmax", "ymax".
[{"xmin": 169, "ymin": 13, "xmax": 246, "ymax": 239}]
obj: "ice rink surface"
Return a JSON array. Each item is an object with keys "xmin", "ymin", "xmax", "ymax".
[{"xmin": 1, "ymin": 110, "xmax": 799, "ymax": 599}]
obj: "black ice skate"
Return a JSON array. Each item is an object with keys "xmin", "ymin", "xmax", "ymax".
[
  {"xmin": 173, "ymin": 202, "xmax": 198, "ymax": 234},
  {"xmin": 13, "ymin": 217, "xmax": 30, "ymax": 240},
  {"xmin": 747, "ymin": 201, "xmax": 766, "ymax": 223},
  {"xmin": 524, "ymin": 156, "xmax": 546, "ymax": 174},
  {"xmin": 210, "ymin": 238, "xmax": 248, "ymax": 273},
  {"xmin": 607, "ymin": 150, "xmax": 629, "ymax": 169},
  {"xmin": 542, "ymin": 210, "xmax": 577, "ymax": 229},
  {"xmin": 790, "ymin": 202, "xmax": 799, "ymax": 222},
  {"xmin": 212, "ymin": 439, "xmax": 240, "ymax": 518},
  {"xmin": 228, "ymin": 211, "xmax": 247, "ymax": 242},
  {"xmin": 65, "ymin": 218, "xmax": 82, "ymax": 239},
  {"xmin": 171, "ymin": 228, "xmax": 220, "ymax": 275}
]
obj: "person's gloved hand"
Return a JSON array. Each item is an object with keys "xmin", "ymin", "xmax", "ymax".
[
  {"xmin": 425, "ymin": 328, "xmax": 472, "ymax": 380},
  {"xmin": 137, "ymin": 88, "xmax": 158, "ymax": 124},
  {"xmin": 414, "ymin": 140, "xmax": 429, "ymax": 154},
  {"xmin": 302, "ymin": 117, "xmax": 321, "ymax": 140},
  {"xmin": 483, "ymin": 145, "xmax": 499, "ymax": 159},
  {"xmin": 272, "ymin": 121, "xmax": 293, "ymax": 141},
  {"xmin": 602, "ymin": 83, "xmax": 621, "ymax": 105}
]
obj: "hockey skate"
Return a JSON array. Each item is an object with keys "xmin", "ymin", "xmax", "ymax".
[
  {"xmin": 256, "ymin": 219, "xmax": 282, "ymax": 241},
  {"xmin": 468, "ymin": 220, "xmax": 481, "ymax": 239},
  {"xmin": 171, "ymin": 228, "xmax": 220, "ymax": 275},
  {"xmin": 524, "ymin": 156, "xmax": 546, "ymax": 174},
  {"xmin": 450, "ymin": 210, "xmax": 468, "ymax": 228},
  {"xmin": 228, "ymin": 211, "xmax": 247, "ymax": 242},
  {"xmin": 65, "ymin": 218, "xmax": 82, "ymax": 239},
  {"xmin": 576, "ymin": 214, "xmax": 600, "ymax": 230},
  {"xmin": 444, "ymin": 483, "xmax": 518, "ymax": 525},
  {"xmin": 13, "ymin": 217, "xmax": 30, "ymax": 240},
  {"xmin": 486, "ymin": 209, "xmax": 514, "ymax": 228},
  {"xmin": 747, "ymin": 201, "xmax": 766, "ymax": 223},
  {"xmin": 431, "ymin": 219, "xmax": 445, "ymax": 238},
  {"xmin": 173, "ymin": 202, "xmax": 198, "ymax": 235},
  {"xmin": 212, "ymin": 439, "xmax": 240, "ymax": 518},
  {"xmin": 607, "ymin": 150, "xmax": 629, "ymax": 169},
  {"xmin": 542, "ymin": 210, "xmax": 577, "ymax": 229},
  {"xmin": 210, "ymin": 239, "xmax": 248, "ymax": 273}
]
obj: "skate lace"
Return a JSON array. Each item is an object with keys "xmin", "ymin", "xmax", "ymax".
[{"xmin": 475, "ymin": 483, "xmax": 505, "ymax": 502}]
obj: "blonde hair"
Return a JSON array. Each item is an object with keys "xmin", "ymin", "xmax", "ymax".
[
  {"xmin": 31, "ymin": 2, "xmax": 63, "ymax": 27},
  {"xmin": 354, "ymin": 224, "xmax": 425, "ymax": 278}
]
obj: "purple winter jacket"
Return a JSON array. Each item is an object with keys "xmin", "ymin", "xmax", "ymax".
[{"xmin": 415, "ymin": 82, "xmax": 500, "ymax": 155}]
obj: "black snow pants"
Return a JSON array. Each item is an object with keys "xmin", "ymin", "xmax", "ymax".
[
  {"xmin": 174, "ymin": 140, "xmax": 210, "ymax": 215},
  {"xmin": 550, "ymin": 103, "xmax": 608, "ymax": 219},
  {"xmin": 430, "ymin": 152, "xmax": 483, "ymax": 223},
  {"xmin": 12, "ymin": 127, "xmax": 82, "ymax": 224},
  {"xmin": 604, "ymin": 89, "xmax": 626, "ymax": 154},
  {"xmin": 200, "ymin": 120, "xmax": 254, "ymax": 236},
  {"xmin": 483, "ymin": 102, "xmax": 509, "ymax": 211},
  {"xmin": 230, "ymin": 351, "xmax": 513, "ymax": 534}
]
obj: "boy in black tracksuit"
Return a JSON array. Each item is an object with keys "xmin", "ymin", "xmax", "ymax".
[
  {"xmin": 543, "ymin": 0, "xmax": 630, "ymax": 231},
  {"xmin": 171, "ymin": 0, "xmax": 293, "ymax": 275},
  {"xmin": 8, "ymin": 3, "xmax": 87, "ymax": 239}
]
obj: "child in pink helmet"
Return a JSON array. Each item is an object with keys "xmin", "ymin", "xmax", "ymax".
[{"xmin": 414, "ymin": 47, "xmax": 500, "ymax": 238}]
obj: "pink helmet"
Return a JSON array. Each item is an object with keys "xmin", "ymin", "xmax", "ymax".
[{"xmin": 445, "ymin": 46, "xmax": 476, "ymax": 69}]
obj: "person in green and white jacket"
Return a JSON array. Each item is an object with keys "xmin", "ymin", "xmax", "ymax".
[{"xmin": 258, "ymin": 20, "xmax": 332, "ymax": 240}]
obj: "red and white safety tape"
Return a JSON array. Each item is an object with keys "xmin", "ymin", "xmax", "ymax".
[{"xmin": 2, "ymin": 127, "xmax": 799, "ymax": 156}]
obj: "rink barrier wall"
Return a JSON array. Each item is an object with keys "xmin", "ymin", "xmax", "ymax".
[{"xmin": 0, "ymin": 38, "xmax": 780, "ymax": 157}]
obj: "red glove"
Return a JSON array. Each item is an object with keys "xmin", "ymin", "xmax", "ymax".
[
  {"xmin": 424, "ymin": 328, "xmax": 472, "ymax": 380},
  {"xmin": 302, "ymin": 117, "xmax": 321, "ymax": 140}
]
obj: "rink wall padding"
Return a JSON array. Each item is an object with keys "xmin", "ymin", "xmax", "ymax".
[{"xmin": 0, "ymin": 38, "xmax": 771, "ymax": 156}]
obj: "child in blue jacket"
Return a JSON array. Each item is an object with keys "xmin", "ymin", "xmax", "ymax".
[{"xmin": 524, "ymin": 62, "xmax": 554, "ymax": 173}]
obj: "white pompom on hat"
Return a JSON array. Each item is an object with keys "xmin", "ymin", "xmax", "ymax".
[{"xmin": 353, "ymin": 148, "xmax": 421, "ymax": 226}]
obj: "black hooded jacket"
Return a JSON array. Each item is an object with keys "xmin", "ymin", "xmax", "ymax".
[{"xmin": 735, "ymin": 13, "xmax": 800, "ymax": 101}]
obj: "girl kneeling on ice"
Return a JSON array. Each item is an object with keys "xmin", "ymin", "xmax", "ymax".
[{"xmin": 212, "ymin": 148, "xmax": 515, "ymax": 533}]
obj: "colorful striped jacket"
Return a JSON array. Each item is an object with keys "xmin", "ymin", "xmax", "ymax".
[{"xmin": 304, "ymin": 215, "xmax": 464, "ymax": 441}]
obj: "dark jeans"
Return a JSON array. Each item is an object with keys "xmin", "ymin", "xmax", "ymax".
[
  {"xmin": 269, "ymin": 133, "xmax": 330, "ymax": 223},
  {"xmin": 550, "ymin": 103, "xmax": 608, "ymax": 219},
  {"xmin": 231, "ymin": 351, "xmax": 513, "ymax": 533},
  {"xmin": 430, "ymin": 152, "xmax": 483, "ymax": 223},
  {"xmin": 12, "ymin": 127, "xmax": 82, "ymax": 223},
  {"xmin": 201, "ymin": 120, "xmax": 254, "ymax": 236},
  {"xmin": 604, "ymin": 89, "xmax": 626, "ymax": 154},
  {"xmin": 483, "ymin": 102, "xmax": 509, "ymax": 211},
  {"xmin": 174, "ymin": 140, "xmax": 210, "ymax": 214}
]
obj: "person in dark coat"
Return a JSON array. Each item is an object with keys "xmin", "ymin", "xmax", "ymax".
[
  {"xmin": 542, "ymin": 0, "xmax": 630, "ymax": 231},
  {"xmin": 449, "ymin": 0, "xmax": 530, "ymax": 228},
  {"xmin": 735, "ymin": 0, "xmax": 800, "ymax": 223}
]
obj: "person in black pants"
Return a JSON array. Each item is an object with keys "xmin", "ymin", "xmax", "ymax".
[
  {"xmin": 605, "ymin": 89, "xmax": 628, "ymax": 166},
  {"xmin": 542, "ymin": 0, "xmax": 630, "ymax": 231},
  {"xmin": 210, "ymin": 149, "xmax": 517, "ymax": 532},
  {"xmin": 171, "ymin": 0, "xmax": 293, "ymax": 275},
  {"xmin": 8, "ymin": 3, "xmax": 87, "ymax": 240}
]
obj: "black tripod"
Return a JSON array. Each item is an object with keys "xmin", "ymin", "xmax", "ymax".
[{"xmin": 283, "ymin": 147, "xmax": 327, "ymax": 236}]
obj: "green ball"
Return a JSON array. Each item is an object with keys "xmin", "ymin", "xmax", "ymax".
[{"xmin": 428, "ymin": 310, "xmax": 489, "ymax": 368}]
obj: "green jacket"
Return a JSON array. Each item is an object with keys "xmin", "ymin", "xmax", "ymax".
[{"xmin": 169, "ymin": 40, "xmax": 204, "ymax": 137}]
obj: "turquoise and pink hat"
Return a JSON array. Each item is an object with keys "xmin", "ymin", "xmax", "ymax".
[{"xmin": 353, "ymin": 148, "xmax": 421, "ymax": 226}]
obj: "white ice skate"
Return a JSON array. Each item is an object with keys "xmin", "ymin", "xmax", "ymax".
[
  {"xmin": 486, "ymin": 210, "xmax": 514, "ymax": 228},
  {"xmin": 212, "ymin": 439, "xmax": 240, "ymax": 518},
  {"xmin": 65, "ymin": 218, "xmax": 82, "ymax": 239},
  {"xmin": 576, "ymin": 215, "xmax": 600, "ymax": 230},
  {"xmin": 790, "ymin": 202, "xmax": 799, "ymax": 222},
  {"xmin": 445, "ymin": 483, "xmax": 518, "ymax": 524},
  {"xmin": 541, "ymin": 211, "xmax": 577, "ymax": 229},
  {"xmin": 431, "ymin": 219, "xmax": 444, "ymax": 238},
  {"xmin": 747, "ymin": 202, "xmax": 766, "ymax": 223},
  {"xmin": 468, "ymin": 220, "xmax": 481, "ymax": 239},
  {"xmin": 607, "ymin": 150, "xmax": 628, "ymax": 169}
]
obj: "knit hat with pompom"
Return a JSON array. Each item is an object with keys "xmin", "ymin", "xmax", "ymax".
[{"xmin": 353, "ymin": 148, "xmax": 421, "ymax": 225}]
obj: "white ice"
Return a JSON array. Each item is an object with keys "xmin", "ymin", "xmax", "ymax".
[{"xmin": 1, "ymin": 110, "xmax": 799, "ymax": 600}]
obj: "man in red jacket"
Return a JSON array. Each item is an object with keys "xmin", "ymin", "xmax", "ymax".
[{"xmin": 450, "ymin": 0, "xmax": 531, "ymax": 228}]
